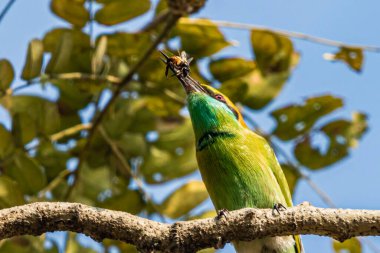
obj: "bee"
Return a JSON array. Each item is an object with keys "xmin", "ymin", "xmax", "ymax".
[{"xmin": 160, "ymin": 51, "xmax": 193, "ymax": 78}]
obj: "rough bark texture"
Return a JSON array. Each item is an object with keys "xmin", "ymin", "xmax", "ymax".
[{"xmin": 0, "ymin": 202, "xmax": 380, "ymax": 252}]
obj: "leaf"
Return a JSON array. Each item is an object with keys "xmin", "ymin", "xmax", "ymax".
[
  {"xmin": 0, "ymin": 236, "xmax": 47, "ymax": 253},
  {"xmin": 0, "ymin": 124, "xmax": 15, "ymax": 159},
  {"xmin": 0, "ymin": 176, "xmax": 24, "ymax": 208},
  {"xmin": 141, "ymin": 119, "xmax": 198, "ymax": 184},
  {"xmin": 45, "ymin": 32, "xmax": 74, "ymax": 74},
  {"xmin": 6, "ymin": 152, "xmax": 47, "ymax": 195},
  {"xmin": 100, "ymin": 190, "xmax": 144, "ymax": 214},
  {"xmin": 50, "ymin": 0, "xmax": 89, "ymax": 27},
  {"xmin": 21, "ymin": 39, "xmax": 44, "ymax": 81},
  {"xmin": 92, "ymin": 36, "xmax": 107, "ymax": 74},
  {"xmin": 219, "ymin": 53, "xmax": 299, "ymax": 109},
  {"xmin": 1, "ymin": 96, "xmax": 61, "ymax": 143},
  {"xmin": 325, "ymin": 47, "xmax": 364, "ymax": 72},
  {"xmin": 188, "ymin": 209, "xmax": 216, "ymax": 220},
  {"xmin": 12, "ymin": 113, "xmax": 37, "ymax": 145},
  {"xmin": 174, "ymin": 18, "xmax": 230, "ymax": 58},
  {"xmin": 280, "ymin": 164, "xmax": 301, "ymax": 196},
  {"xmin": 43, "ymin": 28, "xmax": 90, "ymax": 53},
  {"xmin": 294, "ymin": 112, "xmax": 368, "ymax": 170},
  {"xmin": 35, "ymin": 142, "xmax": 69, "ymax": 181},
  {"xmin": 0, "ymin": 59, "xmax": 14, "ymax": 91},
  {"xmin": 71, "ymin": 165, "xmax": 112, "ymax": 204},
  {"xmin": 65, "ymin": 233, "xmax": 97, "ymax": 253},
  {"xmin": 271, "ymin": 95, "xmax": 343, "ymax": 141},
  {"xmin": 160, "ymin": 181, "xmax": 209, "ymax": 218},
  {"xmin": 209, "ymin": 57, "xmax": 255, "ymax": 82},
  {"xmin": 333, "ymin": 238, "xmax": 362, "ymax": 253},
  {"xmin": 250, "ymin": 30, "xmax": 294, "ymax": 75},
  {"xmin": 44, "ymin": 28, "xmax": 92, "ymax": 74},
  {"xmin": 95, "ymin": 0, "xmax": 151, "ymax": 26},
  {"xmin": 155, "ymin": 0, "xmax": 168, "ymax": 16},
  {"xmin": 104, "ymin": 32, "xmax": 151, "ymax": 58}
]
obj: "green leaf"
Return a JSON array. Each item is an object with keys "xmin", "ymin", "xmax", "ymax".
[
  {"xmin": 0, "ymin": 236, "xmax": 47, "ymax": 253},
  {"xmin": 44, "ymin": 28, "xmax": 92, "ymax": 74},
  {"xmin": 333, "ymin": 238, "xmax": 362, "ymax": 253},
  {"xmin": 6, "ymin": 152, "xmax": 47, "ymax": 195},
  {"xmin": 1, "ymin": 96, "xmax": 61, "ymax": 143},
  {"xmin": 295, "ymin": 112, "xmax": 368, "ymax": 170},
  {"xmin": 50, "ymin": 0, "xmax": 89, "ymax": 27},
  {"xmin": 71, "ymin": 165, "xmax": 112, "ymax": 204},
  {"xmin": 280, "ymin": 164, "xmax": 301, "ymax": 196},
  {"xmin": 92, "ymin": 36, "xmax": 107, "ymax": 74},
  {"xmin": 155, "ymin": 0, "xmax": 168, "ymax": 16},
  {"xmin": 12, "ymin": 113, "xmax": 37, "ymax": 145},
  {"xmin": 174, "ymin": 18, "xmax": 230, "ymax": 58},
  {"xmin": 0, "ymin": 124, "xmax": 15, "ymax": 160},
  {"xmin": 160, "ymin": 181, "xmax": 209, "ymax": 218},
  {"xmin": 141, "ymin": 119, "xmax": 198, "ymax": 184},
  {"xmin": 0, "ymin": 176, "xmax": 24, "ymax": 208},
  {"xmin": 100, "ymin": 190, "xmax": 144, "ymax": 214},
  {"xmin": 271, "ymin": 95, "xmax": 343, "ymax": 141},
  {"xmin": 35, "ymin": 142, "xmax": 69, "ymax": 181},
  {"xmin": 209, "ymin": 57, "xmax": 255, "ymax": 82},
  {"xmin": 0, "ymin": 59, "xmax": 14, "ymax": 91},
  {"xmin": 45, "ymin": 32, "xmax": 73, "ymax": 74},
  {"xmin": 104, "ymin": 32, "xmax": 151, "ymax": 58},
  {"xmin": 115, "ymin": 133, "xmax": 147, "ymax": 157},
  {"xmin": 326, "ymin": 47, "xmax": 364, "ymax": 72},
  {"xmin": 43, "ymin": 28, "xmax": 90, "ymax": 53},
  {"xmin": 188, "ymin": 209, "xmax": 216, "ymax": 220},
  {"xmin": 219, "ymin": 53, "xmax": 299, "ymax": 109},
  {"xmin": 21, "ymin": 39, "xmax": 44, "ymax": 80},
  {"xmin": 66, "ymin": 233, "xmax": 97, "ymax": 253},
  {"xmin": 95, "ymin": 0, "xmax": 151, "ymax": 26},
  {"xmin": 250, "ymin": 30, "xmax": 294, "ymax": 75}
]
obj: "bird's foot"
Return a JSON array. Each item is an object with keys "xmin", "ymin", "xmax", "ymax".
[
  {"xmin": 273, "ymin": 203, "xmax": 287, "ymax": 215},
  {"xmin": 216, "ymin": 208, "xmax": 230, "ymax": 220}
]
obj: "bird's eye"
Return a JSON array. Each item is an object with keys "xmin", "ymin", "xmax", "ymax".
[{"xmin": 214, "ymin": 94, "xmax": 225, "ymax": 102}]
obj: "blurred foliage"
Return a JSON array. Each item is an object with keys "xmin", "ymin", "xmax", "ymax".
[
  {"xmin": 333, "ymin": 238, "xmax": 362, "ymax": 253},
  {"xmin": 0, "ymin": 0, "xmax": 369, "ymax": 252}
]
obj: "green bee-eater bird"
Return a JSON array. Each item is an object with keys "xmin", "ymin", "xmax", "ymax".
[{"xmin": 161, "ymin": 51, "xmax": 303, "ymax": 253}]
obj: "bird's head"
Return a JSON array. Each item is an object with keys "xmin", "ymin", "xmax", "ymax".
[
  {"xmin": 184, "ymin": 82, "xmax": 247, "ymax": 140},
  {"xmin": 160, "ymin": 50, "xmax": 247, "ymax": 141}
]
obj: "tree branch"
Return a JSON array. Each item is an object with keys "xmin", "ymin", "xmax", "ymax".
[
  {"xmin": 181, "ymin": 18, "xmax": 380, "ymax": 52},
  {"xmin": 2, "ymin": 202, "xmax": 380, "ymax": 252}
]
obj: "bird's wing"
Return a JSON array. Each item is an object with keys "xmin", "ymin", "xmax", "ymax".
[{"xmin": 248, "ymin": 130, "xmax": 293, "ymax": 207}]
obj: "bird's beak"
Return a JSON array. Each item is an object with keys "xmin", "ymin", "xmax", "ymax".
[{"xmin": 160, "ymin": 50, "xmax": 207, "ymax": 95}]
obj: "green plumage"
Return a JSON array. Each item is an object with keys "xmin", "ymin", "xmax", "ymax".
[{"xmin": 186, "ymin": 90, "xmax": 303, "ymax": 253}]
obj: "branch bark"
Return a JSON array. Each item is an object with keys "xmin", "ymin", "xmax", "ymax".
[{"xmin": 1, "ymin": 202, "xmax": 380, "ymax": 252}]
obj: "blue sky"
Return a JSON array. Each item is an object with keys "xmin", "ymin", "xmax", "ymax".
[{"xmin": 0, "ymin": 0, "xmax": 380, "ymax": 252}]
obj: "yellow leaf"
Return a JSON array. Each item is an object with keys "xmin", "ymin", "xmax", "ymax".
[
  {"xmin": 160, "ymin": 181, "xmax": 209, "ymax": 218},
  {"xmin": 95, "ymin": 0, "xmax": 151, "ymax": 26},
  {"xmin": 21, "ymin": 39, "xmax": 44, "ymax": 80}
]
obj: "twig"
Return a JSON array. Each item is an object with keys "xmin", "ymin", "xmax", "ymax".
[
  {"xmin": 50, "ymin": 123, "xmax": 92, "ymax": 142},
  {"xmin": 98, "ymin": 126, "xmax": 166, "ymax": 222},
  {"xmin": 0, "ymin": 0, "xmax": 16, "ymax": 24},
  {"xmin": 2, "ymin": 202, "xmax": 380, "ymax": 252},
  {"xmin": 179, "ymin": 18, "xmax": 380, "ymax": 52}
]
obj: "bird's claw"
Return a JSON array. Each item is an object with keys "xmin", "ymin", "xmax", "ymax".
[
  {"xmin": 273, "ymin": 203, "xmax": 287, "ymax": 215},
  {"xmin": 216, "ymin": 208, "xmax": 230, "ymax": 220}
]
